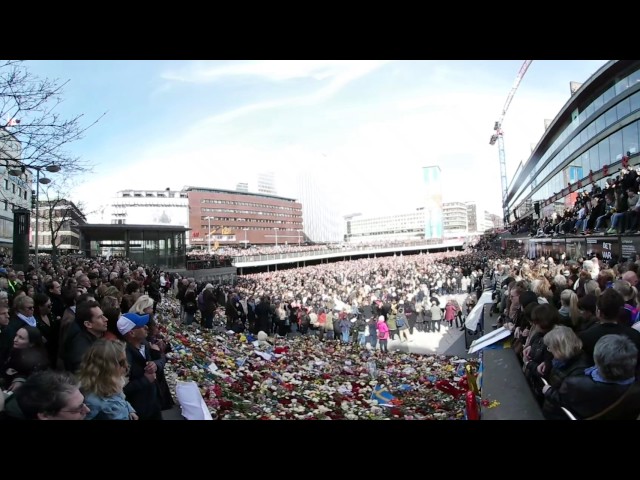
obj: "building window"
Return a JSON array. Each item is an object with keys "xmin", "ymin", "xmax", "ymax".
[{"xmin": 4, "ymin": 179, "xmax": 7, "ymax": 190}]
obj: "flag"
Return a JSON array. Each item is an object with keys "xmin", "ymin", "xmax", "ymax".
[{"xmin": 370, "ymin": 384, "xmax": 396, "ymax": 406}]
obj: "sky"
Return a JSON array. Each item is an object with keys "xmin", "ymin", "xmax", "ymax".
[{"xmin": 18, "ymin": 59, "xmax": 609, "ymax": 222}]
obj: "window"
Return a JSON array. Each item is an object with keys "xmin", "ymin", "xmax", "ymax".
[
  {"xmin": 604, "ymin": 107, "xmax": 618, "ymax": 129},
  {"xmin": 615, "ymin": 77, "xmax": 629, "ymax": 96},
  {"xmin": 631, "ymin": 91, "xmax": 640, "ymax": 114},
  {"xmin": 12, "ymin": 184, "xmax": 15, "ymax": 194},
  {"xmin": 617, "ymin": 97, "xmax": 631, "ymax": 119},
  {"xmin": 598, "ymin": 137, "xmax": 611, "ymax": 168},
  {"xmin": 622, "ymin": 121, "xmax": 639, "ymax": 155},
  {"xmin": 3, "ymin": 179, "xmax": 7, "ymax": 190},
  {"xmin": 609, "ymin": 130, "xmax": 623, "ymax": 161}
]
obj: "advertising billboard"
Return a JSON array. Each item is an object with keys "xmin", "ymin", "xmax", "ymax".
[{"xmin": 423, "ymin": 166, "xmax": 443, "ymax": 239}]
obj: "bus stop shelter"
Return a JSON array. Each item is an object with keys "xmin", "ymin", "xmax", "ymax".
[{"xmin": 78, "ymin": 224, "xmax": 188, "ymax": 269}]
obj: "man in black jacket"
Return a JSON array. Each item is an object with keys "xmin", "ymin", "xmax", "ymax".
[
  {"xmin": 62, "ymin": 300, "xmax": 107, "ymax": 373},
  {"xmin": 119, "ymin": 312, "xmax": 163, "ymax": 421}
]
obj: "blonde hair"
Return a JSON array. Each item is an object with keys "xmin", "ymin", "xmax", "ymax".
[
  {"xmin": 77, "ymin": 339, "xmax": 126, "ymax": 397},
  {"xmin": 543, "ymin": 325, "xmax": 583, "ymax": 360},
  {"xmin": 560, "ymin": 289, "xmax": 580, "ymax": 327},
  {"xmin": 584, "ymin": 280, "xmax": 601, "ymax": 297},
  {"xmin": 129, "ymin": 294, "xmax": 154, "ymax": 314}
]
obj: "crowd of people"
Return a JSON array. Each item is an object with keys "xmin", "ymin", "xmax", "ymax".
[
  {"xmin": 0, "ymin": 228, "xmax": 638, "ymax": 420},
  {"xmin": 508, "ymin": 167, "xmax": 640, "ymax": 237},
  {"xmin": 486, "ymin": 252, "xmax": 640, "ymax": 419}
]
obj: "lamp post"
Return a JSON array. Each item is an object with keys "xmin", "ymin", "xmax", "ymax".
[
  {"xmin": 8, "ymin": 163, "xmax": 61, "ymax": 270},
  {"xmin": 242, "ymin": 227, "xmax": 249, "ymax": 247},
  {"xmin": 297, "ymin": 229, "xmax": 303, "ymax": 246},
  {"xmin": 204, "ymin": 216, "xmax": 213, "ymax": 253},
  {"xmin": 273, "ymin": 227, "xmax": 279, "ymax": 246}
]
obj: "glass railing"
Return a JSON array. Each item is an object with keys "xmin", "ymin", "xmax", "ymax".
[{"xmin": 230, "ymin": 239, "xmax": 463, "ymax": 264}]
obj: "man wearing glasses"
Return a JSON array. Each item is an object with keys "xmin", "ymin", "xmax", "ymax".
[{"xmin": 1, "ymin": 370, "xmax": 89, "ymax": 420}]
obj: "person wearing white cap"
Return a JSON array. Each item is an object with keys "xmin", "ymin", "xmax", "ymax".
[{"xmin": 119, "ymin": 312, "xmax": 163, "ymax": 420}]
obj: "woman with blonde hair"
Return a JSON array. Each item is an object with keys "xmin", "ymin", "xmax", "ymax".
[
  {"xmin": 77, "ymin": 339, "xmax": 138, "ymax": 420},
  {"xmin": 129, "ymin": 295, "xmax": 154, "ymax": 317},
  {"xmin": 531, "ymin": 277, "xmax": 553, "ymax": 304},
  {"xmin": 584, "ymin": 279, "xmax": 601, "ymax": 297},
  {"xmin": 558, "ymin": 289, "xmax": 580, "ymax": 328}
]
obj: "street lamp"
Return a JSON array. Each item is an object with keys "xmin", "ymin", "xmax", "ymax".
[
  {"xmin": 8, "ymin": 163, "xmax": 61, "ymax": 270},
  {"xmin": 273, "ymin": 227, "xmax": 279, "ymax": 247},
  {"xmin": 204, "ymin": 216, "xmax": 213, "ymax": 253},
  {"xmin": 242, "ymin": 227, "xmax": 249, "ymax": 247},
  {"xmin": 297, "ymin": 229, "xmax": 303, "ymax": 246}
]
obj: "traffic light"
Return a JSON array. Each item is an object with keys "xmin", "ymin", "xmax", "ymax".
[{"xmin": 31, "ymin": 190, "xmax": 36, "ymax": 210}]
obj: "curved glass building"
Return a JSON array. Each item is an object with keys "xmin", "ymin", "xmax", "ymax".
[{"xmin": 506, "ymin": 60, "xmax": 640, "ymax": 221}]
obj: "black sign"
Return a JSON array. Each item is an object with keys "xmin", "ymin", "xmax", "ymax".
[
  {"xmin": 620, "ymin": 238, "xmax": 640, "ymax": 262},
  {"xmin": 586, "ymin": 237, "xmax": 620, "ymax": 265}
]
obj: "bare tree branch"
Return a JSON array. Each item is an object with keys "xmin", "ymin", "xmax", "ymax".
[{"xmin": 0, "ymin": 60, "xmax": 105, "ymax": 176}]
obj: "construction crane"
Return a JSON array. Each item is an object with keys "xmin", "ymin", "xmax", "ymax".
[{"xmin": 490, "ymin": 60, "xmax": 532, "ymax": 223}]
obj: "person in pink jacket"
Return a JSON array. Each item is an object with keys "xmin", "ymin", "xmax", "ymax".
[
  {"xmin": 376, "ymin": 315, "xmax": 389, "ymax": 353},
  {"xmin": 444, "ymin": 300, "xmax": 458, "ymax": 328}
]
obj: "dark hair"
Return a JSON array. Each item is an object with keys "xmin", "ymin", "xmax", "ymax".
[
  {"xmin": 578, "ymin": 293, "xmax": 597, "ymax": 315},
  {"xmin": 75, "ymin": 300, "xmax": 101, "ymax": 327},
  {"xmin": 16, "ymin": 325, "xmax": 45, "ymax": 349},
  {"xmin": 15, "ymin": 370, "xmax": 80, "ymax": 420},
  {"xmin": 530, "ymin": 304, "xmax": 559, "ymax": 332},
  {"xmin": 597, "ymin": 288, "xmax": 625, "ymax": 320},
  {"xmin": 102, "ymin": 306, "xmax": 123, "ymax": 340}
]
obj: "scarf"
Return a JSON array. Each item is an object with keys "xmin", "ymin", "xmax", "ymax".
[
  {"xmin": 585, "ymin": 366, "xmax": 635, "ymax": 385},
  {"xmin": 17, "ymin": 312, "xmax": 37, "ymax": 327}
]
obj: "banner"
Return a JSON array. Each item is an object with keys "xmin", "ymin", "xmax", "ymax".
[
  {"xmin": 620, "ymin": 238, "xmax": 640, "ymax": 262},
  {"xmin": 586, "ymin": 237, "xmax": 620, "ymax": 265}
]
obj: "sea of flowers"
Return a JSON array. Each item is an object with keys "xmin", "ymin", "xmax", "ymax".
[{"xmin": 155, "ymin": 298, "xmax": 482, "ymax": 420}]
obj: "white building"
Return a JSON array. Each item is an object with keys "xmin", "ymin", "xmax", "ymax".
[
  {"xmin": 293, "ymin": 171, "xmax": 342, "ymax": 243},
  {"xmin": 346, "ymin": 210, "xmax": 424, "ymax": 243},
  {"xmin": 257, "ymin": 171, "xmax": 277, "ymax": 196},
  {"xmin": 0, "ymin": 128, "xmax": 32, "ymax": 252},
  {"xmin": 105, "ymin": 189, "xmax": 190, "ymax": 243},
  {"xmin": 32, "ymin": 199, "xmax": 86, "ymax": 252},
  {"xmin": 442, "ymin": 202, "xmax": 468, "ymax": 237}
]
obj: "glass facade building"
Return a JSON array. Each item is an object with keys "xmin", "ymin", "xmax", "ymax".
[
  {"xmin": 78, "ymin": 225, "xmax": 187, "ymax": 269},
  {"xmin": 506, "ymin": 60, "xmax": 640, "ymax": 220}
]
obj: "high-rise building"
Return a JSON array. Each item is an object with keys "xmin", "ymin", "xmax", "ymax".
[
  {"xmin": 466, "ymin": 202, "xmax": 478, "ymax": 233},
  {"xmin": 293, "ymin": 171, "xmax": 342, "ymax": 243},
  {"xmin": 235, "ymin": 182, "xmax": 249, "ymax": 193},
  {"xmin": 257, "ymin": 171, "xmax": 277, "ymax": 196},
  {"xmin": 0, "ymin": 129, "xmax": 33, "ymax": 253},
  {"xmin": 442, "ymin": 202, "xmax": 468, "ymax": 236},
  {"xmin": 423, "ymin": 166, "xmax": 443, "ymax": 239}
]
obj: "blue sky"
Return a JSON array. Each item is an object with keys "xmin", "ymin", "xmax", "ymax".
[{"xmin": 21, "ymin": 59, "xmax": 609, "ymax": 221}]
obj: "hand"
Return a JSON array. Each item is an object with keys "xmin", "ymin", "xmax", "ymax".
[
  {"xmin": 144, "ymin": 371, "xmax": 157, "ymax": 383},
  {"xmin": 514, "ymin": 327, "xmax": 521, "ymax": 338},
  {"xmin": 523, "ymin": 346, "xmax": 531, "ymax": 360},
  {"xmin": 129, "ymin": 412, "xmax": 139, "ymax": 420},
  {"xmin": 537, "ymin": 363, "xmax": 546, "ymax": 376},
  {"xmin": 144, "ymin": 361, "xmax": 157, "ymax": 374}
]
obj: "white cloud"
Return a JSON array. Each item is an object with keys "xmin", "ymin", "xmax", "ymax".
[{"xmin": 68, "ymin": 60, "xmax": 609, "ymax": 224}]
